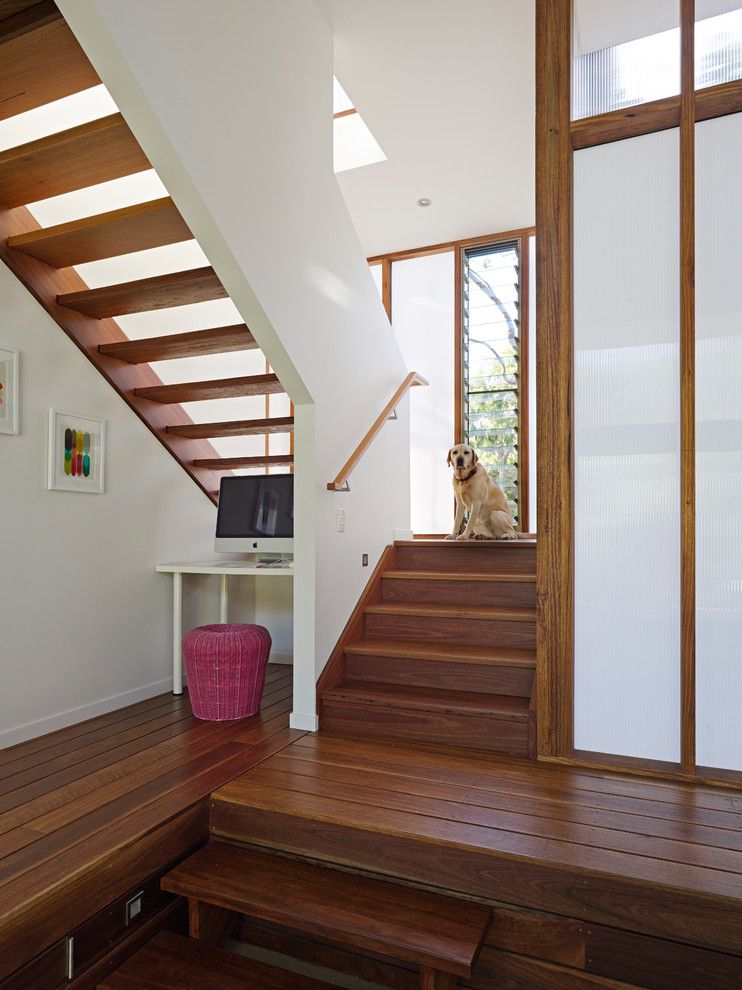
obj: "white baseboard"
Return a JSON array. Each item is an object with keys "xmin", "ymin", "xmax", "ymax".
[
  {"xmin": 290, "ymin": 711, "xmax": 318, "ymax": 732},
  {"xmin": 0, "ymin": 678, "xmax": 173, "ymax": 751},
  {"xmin": 269, "ymin": 653, "xmax": 293, "ymax": 665}
]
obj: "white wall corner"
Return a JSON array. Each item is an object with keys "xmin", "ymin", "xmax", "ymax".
[{"xmin": 290, "ymin": 711, "xmax": 319, "ymax": 732}]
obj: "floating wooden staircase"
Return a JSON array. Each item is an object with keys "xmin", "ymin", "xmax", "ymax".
[
  {"xmin": 318, "ymin": 539, "xmax": 537, "ymax": 756},
  {"xmin": 0, "ymin": 2, "xmax": 292, "ymax": 502}
]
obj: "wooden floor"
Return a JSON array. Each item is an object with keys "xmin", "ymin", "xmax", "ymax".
[
  {"xmin": 211, "ymin": 732, "xmax": 742, "ymax": 985},
  {"xmin": 0, "ymin": 664, "xmax": 300, "ymax": 982}
]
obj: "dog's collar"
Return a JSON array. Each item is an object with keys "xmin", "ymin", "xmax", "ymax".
[{"xmin": 456, "ymin": 465, "xmax": 479, "ymax": 484}]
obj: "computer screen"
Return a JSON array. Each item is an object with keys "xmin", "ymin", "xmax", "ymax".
[{"xmin": 215, "ymin": 474, "xmax": 294, "ymax": 539}]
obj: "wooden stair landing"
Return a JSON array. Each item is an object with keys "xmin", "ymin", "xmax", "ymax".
[
  {"xmin": 209, "ymin": 733, "xmax": 742, "ymax": 964},
  {"xmin": 162, "ymin": 842, "xmax": 491, "ymax": 980}
]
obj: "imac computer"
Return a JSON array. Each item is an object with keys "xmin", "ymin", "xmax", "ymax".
[{"xmin": 214, "ymin": 474, "xmax": 294, "ymax": 558}]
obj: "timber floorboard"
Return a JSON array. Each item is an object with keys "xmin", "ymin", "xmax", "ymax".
[
  {"xmin": 0, "ymin": 664, "xmax": 299, "ymax": 982},
  {"xmin": 211, "ymin": 732, "xmax": 742, "ymax": 959}
]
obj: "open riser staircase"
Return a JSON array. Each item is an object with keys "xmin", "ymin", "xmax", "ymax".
[
  {"xmin": 319, "ymin": 539, "xmax": 537, "ymax": 756},
  {"xmin": 0, "ymin": 1, "xmax": 292, "ymax": 502}
]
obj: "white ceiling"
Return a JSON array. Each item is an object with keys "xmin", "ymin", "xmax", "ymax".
[{"xmin": 317, "ymin": 0, "xmax": 535, "ymax": 257}]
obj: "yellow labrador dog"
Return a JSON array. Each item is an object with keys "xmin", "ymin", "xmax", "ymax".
[{"xmin": 446, "ymin": 444, "xmax": 516, "ymax": 541}]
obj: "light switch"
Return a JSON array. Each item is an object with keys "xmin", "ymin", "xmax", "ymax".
[{"xmin": 125, "ymin": 892, "xmax": 144, "ymax": 926}]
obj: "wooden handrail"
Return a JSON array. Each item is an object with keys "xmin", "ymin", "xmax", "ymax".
[{"xmin": 326, "ymin": 371, "xmax": 428, "ymax": 491}]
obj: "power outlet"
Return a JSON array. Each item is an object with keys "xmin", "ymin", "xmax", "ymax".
[
  {"xmin": 362, "ymin": 553, "xmax": 369, "ymax": 566},
  {"xmin": 336, "ymin": 509, "xmax": 346, "ymax": 533}
]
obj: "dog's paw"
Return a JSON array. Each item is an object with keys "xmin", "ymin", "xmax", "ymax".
[
  {"xmin": 455, "ymin": 533, "xmax": 471, "ymax": 541},
  {"xmin": 499, "ymin": 532, "xmax": 518, "ymax": 541},
  {"xmin": 444, "ymin": 533, "xmax": 458, "ymax": 541}
]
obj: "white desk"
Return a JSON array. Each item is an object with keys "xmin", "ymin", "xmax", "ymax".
[{"xmin": 156, "ymin": 560, "xmax": 294, "ymax": 694}]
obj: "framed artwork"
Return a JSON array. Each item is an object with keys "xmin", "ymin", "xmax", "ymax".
[
  {"xmin": 0, "ymin": 349, "xmax": 19, "ymax": 435},
  {"xmin": 48, "ymin": 410, "xmax": 105, "ymax": 494}
]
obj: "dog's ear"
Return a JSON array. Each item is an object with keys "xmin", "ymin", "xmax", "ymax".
[
  {"xmin": 471, "ymin": 449, "xmax": 479, "ymax": 464},
  {"xmin": 446, "ymin": 448, "xmax": 453, "ymax": 467}
]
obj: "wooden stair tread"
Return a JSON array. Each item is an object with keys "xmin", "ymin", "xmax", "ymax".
[
  {"xmin": 99, "ymin": 324, "xmax": 256, "ymax": 364},
  {"xmin": 324, "ymin": 683, "xmax": 530, "ymax": 720},
  {"xmin": 134, "ymin": 373, "xmax": 283, "ymax": 404},
  {"xmin": 383, "ymin": 570, "xmax": 536, "ymax": 583},
  {"xmin": 98, "ymin": 931, "xmax": 334, "ymax": 990},
  {"xmin": 161, "ymin": 843, "xmax": 491, "ymax": 977},
  {"xmin": 7, "ymin": 197, "xmax": 191, "ymax": 267},
  {"xmin": 395, "ymin": 538, "xmax": 537, "ymax": 546},
  {"xmin": 344, "ymin": 638, "xmax": 536, "ymax": 668},
  {"xmin": 56, "ymin": 266, "xmax": 227, "ymax": 318},
  {"xmin": 0, "ymin": 113, "xmax": 149, "ymax": 207},
  {"xmin": 0, "ymin": 14, "xmax": 99, "ymax": 123},
  {"xmin": 166, "ymin": 415, "xmax": 293, "ymax": 439},
  {"xmin": 193, "ymin": 454, "xmax": 293, "ymax": 469},
  {"xmin": 365, "ymin": 603, "xmax": 536, "ymax": 622}
]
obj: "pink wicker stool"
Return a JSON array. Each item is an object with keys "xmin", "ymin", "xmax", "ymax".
[{"xmin": 183, "ymin": 623, "xmax": 271, "ymax": 721}]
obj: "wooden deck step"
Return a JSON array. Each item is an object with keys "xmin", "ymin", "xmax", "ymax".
[
  {"xmin": 99, "ymin": 324, "xmax": 256, "ymax": 364},
  {"xmin": 0, "ymin": 11, "xmax": 99, "ymax": 123},
  {"xmin": 161, "ymin": 842, "xmax": 491, "ymax": 979},
  {"xmin": 8, "ymin": 197, "xmax": 191, "ymax": 267},
  {"xmin": 382, "ymin": 569, "xmax": 537, "ymax": 607},
  {"xmin": 134, "ymin": 372, "xmax": 283, "ymax": 404},
  {"xmin": 0, "ymin": 114, "xmax": 149, "ymax": 207},
  {"xmin": 395, "ymin": 538, "xmax": 537, "ymax": 574},
  {"xmin": 99, "ymin": 931, "xmax": 335, "ymax": 990},
  {"xmin": 57, "ymin": 266, "xmax": 227, "ymax": 318},
  {"xmin": 344, "ymin": 639, "xmax": 536, "ymax": 696},
  {"xmin": 322, "ymin": 684, "xmax": 530, "ymax": 754},
  {"xmin": 193, "ymin": 454, "xmax": 294, "ymax": 470},
  {"xmin": 166, "ymin": 415, "xmax": 294, "ymax": 439},
  {"xmin": 365, "ymin": 602, "xmax": 536, "ymax": 650}
]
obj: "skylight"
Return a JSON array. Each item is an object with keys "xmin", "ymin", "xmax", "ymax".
[{"xmin": 332, "ymin": 76, "xmax": 386, "ymax": 173}]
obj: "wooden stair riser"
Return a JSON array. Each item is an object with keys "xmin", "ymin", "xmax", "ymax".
[
  {"xmin": 319, "ymin": 699, "xmax": 529, "ymax": 754},
  {"xmin": 343, "ymin": 654, "xmax": 534, "ymax": 697},
  {"xmin": 365, "ymin": 612, "xmax": 536, "ymax": 650},
  {"xmin": 382, "ymin": 575, "xmax": 536, "ymax": 608},
  {"xmin": 395, "ymin": 542, "xmax": 536, "ymax": 574}
]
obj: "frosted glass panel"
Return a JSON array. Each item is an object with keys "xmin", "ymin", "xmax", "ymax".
[
  {"xmin": 696, "ymin": 114, "xmax": 742, "ymax": 771},
  {"xmin": 391, "ymin": 254, "xmax": 455, "ymax": 534},
  {"xmin": 574, "ymin": 131, "xmax": 681, "ymax": 762},
  {"xmin": 573, "ymin": 0, "xmax": 680, "ymax": 119},
  {"xmin": 696, "ymin": 5, "xmax": 742, "ymax": 88}
]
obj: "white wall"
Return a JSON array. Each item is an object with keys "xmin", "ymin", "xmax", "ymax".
[
  {"xmin": 391, "ymin": 253, "xmax": 455, "ymax": 534},
  {"xmin": 0, "ymin": 263, "xmax": 259, "ymax": 748},
  {"xmin": 60, "ymin": 0, "xmax": 412, "ymax": 729}
]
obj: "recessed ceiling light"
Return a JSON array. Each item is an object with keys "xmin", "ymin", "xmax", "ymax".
[{"xmin": 416, "ymin": 197, "xmax": 432, "ymax": 208}]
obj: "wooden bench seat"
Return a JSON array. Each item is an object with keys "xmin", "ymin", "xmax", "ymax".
[
  {"xmin": 161, "ymin": 842, "xmax": 492, "ymax": 987},
  {"xmin": 98, "ymin": 930, "xmax": 335, "ymax": 989}
]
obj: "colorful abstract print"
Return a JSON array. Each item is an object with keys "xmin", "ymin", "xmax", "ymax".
[{"xmin": 64, "ymin": 426, "xmax": 92, "ymax": 479}]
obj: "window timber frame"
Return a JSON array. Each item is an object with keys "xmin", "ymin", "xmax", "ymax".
[
  {"xmin": 537, "ymin": 0, "xmax": 742, "ymax": 786},
  {"xmin": 368, "ymin": 225, "xmax": 535, "ymax": 533}
]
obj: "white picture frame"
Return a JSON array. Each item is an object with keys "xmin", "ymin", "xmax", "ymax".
[
  {"xmin": 0, "ymin": 349, "xmax": 19, "ymax": 435},
  {"xmin": 48, "ymin": 409, "xmax": 106, "ymax": 494}
]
